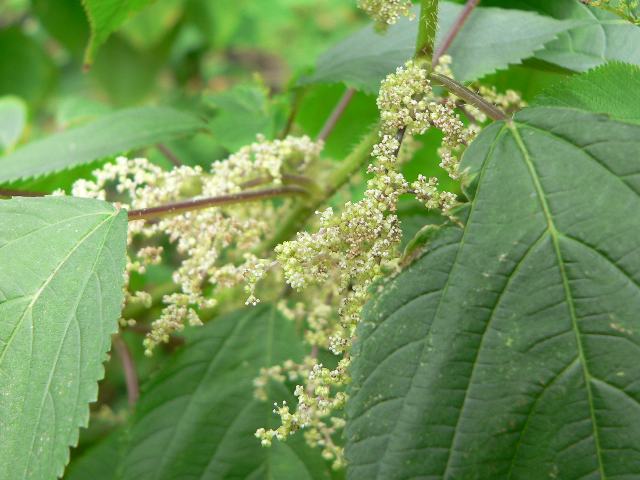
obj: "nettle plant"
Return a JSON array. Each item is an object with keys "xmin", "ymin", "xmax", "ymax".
[{"xmin": 1, "ymin": 0, "xmax": 640, "ymax": 479}]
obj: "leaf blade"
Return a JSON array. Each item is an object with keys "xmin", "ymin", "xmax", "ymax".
[
  {"xmin": 302, "ymin": 2, "xmax": 576, "ymax": 93},
  {"xmin": 0, "ymin": 196, "xmax": 128, "ymax": 479},
  {"xmin": 346, "ymin": 104, "xmax": 640, "ymax": 478},
  {"xmin": 120, "ymin": 305, "xmax": 331, "ymax": 480},
  {"xmin": 0, "ymin": 106, "xmax": 204, "ymax": 185}
]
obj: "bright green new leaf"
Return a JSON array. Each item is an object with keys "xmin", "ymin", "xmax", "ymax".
[
  {"xmin": 534, "ymin": 62, "xmax": 640, "ymax": 124},
  {"xmin": 346, "ymin": 104, "xmax": 640, "ymax": 478},
  {"xmin": 120, "ymin": 305, "xmax": 332, "ymax": 480},
  {"xmin": 0, "ymin": 196, "xmax": 128, "ymax": 479},
  {"xmin": 81, "ymin": 0, "xmax": 155, "ymax": 66},
  {"xmin": 0, "ymin": 106, "xmax": 204, "ymax": 185},
  {"xmin": 301, "ymin": 2, "xmax": 576, "ymax": 93},
  {"xmin": 0, "ymin": 96, "xmax": 27, "ymax": 152}
]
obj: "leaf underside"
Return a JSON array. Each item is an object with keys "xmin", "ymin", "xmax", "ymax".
[
  {"xmin": 346, "ymin": 106, "xmax": 640, "ymax": 479},
  {"xmin": 0, "ymin": 196, "xmax": 127, "ymax": 479}
]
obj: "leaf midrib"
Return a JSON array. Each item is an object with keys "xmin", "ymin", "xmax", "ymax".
[{"xmin": 509, "ymin": 123, "xmax": 606, "ymax": 478}]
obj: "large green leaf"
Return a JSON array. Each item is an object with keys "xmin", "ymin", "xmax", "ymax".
[
  {"xmin": 534, "ymin": 62, "xmax": 640, "ymax": 124},
  {"xmin": 346, "ymin": 104, "xmax": 640, "ymax": 478},
  {"xmin": 301, "ymin": 2, "xmax": 575, "ymax": 93},
  {"xmin": 0, "ymin": 196, "xmax": 128, "ymax": 479},
  {"xmin": 533, "ymin": 0, "xmax": 640, "ymax": 71},
  {"xmin": 81, "ymin": 0, "xmax": 154, "ymax": 66},
  {"xmin": 120, "ymin": 305, "xmax": 332, "ymax": 480},
  {"xmin": 0, "ymin": 106, "xmax": 204, "ymax": 185},
  {"xmin": 64, "ymin": 431, "xmax": 122, "ymax": 480},
  {"xmin": 482, "ymin": 0, "xmax": 640, "ymax": 71}
]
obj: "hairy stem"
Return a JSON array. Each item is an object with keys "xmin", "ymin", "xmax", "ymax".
[
  {"xmin": 113, "ymin": 335, "xmax": 139, "ymax": 407},
  {"xmin": 433, "ymin": 0, "xmax": 479, "ymax": 64},
  {"xmin": 316, "ymin": 88, "xmax": 356, "ymax": 142},
  {"xmin": 128, "ymin": 185, "xmax": 309, "ymax": 222},
  {"xmin": 415, "ymin": 0, "xmax": 440, "ymax": 61},
  {"xmin": 430, "ymin": 72, "xmax": 508, "ymax": 121}
]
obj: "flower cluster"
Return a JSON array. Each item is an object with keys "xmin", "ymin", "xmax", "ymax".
[
  {"xmin": 357, "ymin": 0, "xmax": 414, "ymax": 28},
  {"xmin": 257, "ymin": 60, "xmax": 477, "ymax": 463},
  {"xmin": 69, "ymin": 135, "xmax": 323, "ymax": 355}
]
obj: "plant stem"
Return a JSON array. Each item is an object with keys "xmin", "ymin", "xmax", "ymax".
[
  {"xmin": 127, "ymin": 185, "xmax": 309, "ymax": 222},
  {"xmin": 415, "ymin": 0, "xmax": 440, "ymax": 61},
  {"xmin": 316, "ymin": 88, "xmax": 356, "ymax": 142},
  {"xmin": 430, "ymin": 72, "xmax": 508, "ymax": 121},
  {"xmin": 259, "ymin": 127, "xmax": 379, "ymax": 251},
  {"xmin": 432, "ymin": 0, "xmax": 479, "ymax": 64},
  {"xmin": 113, "ymin": 335, "xmax": 139, "ymax": 407},
  {"xmin": 156, "ymin": 143, "xmax": 182, "ymax": 167},
  {"xmin": 279, "ymin": 88, "xmax": 305, "ymax": 139},
  {"xmin": 0, "ymin": 188, "xmax": 45, "ymax": 198},
  {"xmin": 260, "ymin": 0, "xmax": 442, "ymax": 252}
]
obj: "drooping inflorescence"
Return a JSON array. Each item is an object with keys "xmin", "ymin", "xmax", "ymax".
[
  {"xmin": 68, "ymin": 135, "xmax": 323, "ymax": 355},
  {"xmin": 255, "ymin": 60, "xmax": 485, "ymax": 464}
]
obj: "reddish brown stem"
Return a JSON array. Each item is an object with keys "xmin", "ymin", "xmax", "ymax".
[
  {"xmin": 127, "ymin": 185, "xmax": 309, "ymax": 222},
  {"xmin": 432, "ymin": 0, "xmax": 480, "ymax": 65},
  {"xmin": 156, "ymin": 143, "xmax": 182, "ymax": 167},
  {"xmin": 0, "ymin": 188, "xmax": 46, "ymax": 198},
  {"xmin": 316, "ymin": 88, "xmax": 356, "ymax": 142},
  {"xmin": 113, "ymin": 336, "xmax": 139, "ymax": 407}
]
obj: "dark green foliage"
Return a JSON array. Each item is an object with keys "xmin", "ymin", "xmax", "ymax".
[{"xmin": 347, "ymin": 101, "xmax": 640, "ymax": 478}]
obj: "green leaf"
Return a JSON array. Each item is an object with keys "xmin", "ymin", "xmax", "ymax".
[
  {"xmin": 533, "ymin": 2, "xmax": 640, "ymax": 71},
  {"xmin": 0, "ymin": 106, "xmax": 204, "ymax": 185},
  {"xmin": 64, "ymin": 431, "xmax": 122, "ymax": 480},
  {"xmin": 206, "ymin": 84, "xmax": 277, "ymax": 151},
  {"xmin": 346, "ymin": 104, "xmax": 640, "ymax": 478},
  {"xmin": 0, "ymin": 196, "xmax": 128, "ymax": 479},
  {"xmin": 0, "ymin": 96, "xmax": 27, "ymax": 152},
  {"xmin": 120, "ymin": 305, "xmax": 332, "ymax": 480},
  {"xmin": 534, "ymin": 62, "xmax": 640, "ymax": 124},
  {"xmin": 0, "ymin": 27, "xmax": 56, "ymax": 107},
  {"xmin": 302, "ymin": 2, "xmax": 575, "ymax": 93},
  {"xmin": 81, "ymin": 0, "xmax": 155, "ymax": 66}
]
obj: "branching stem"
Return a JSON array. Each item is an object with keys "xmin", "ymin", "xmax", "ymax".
[
  {"xmin": 0, "ymin": 188, "xmax": 45, "ymax": 198},
  {"xmin": 433, "ymin": 0, "xmax": 479, "ymax": 64},
  {"xmin": 259, "ymin": 127, "xmax": 379, "ymax": 251},
  {"xmin": 128, "ymin": 185, "xmax": 309, "ymax": 222},
  {"xmin": 430, "ymin": 72, "xmax": 508, "ymax": 121},
  {"xmin": 316, "ymin": 88, "xmax": 356, "ymax": 142}
]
